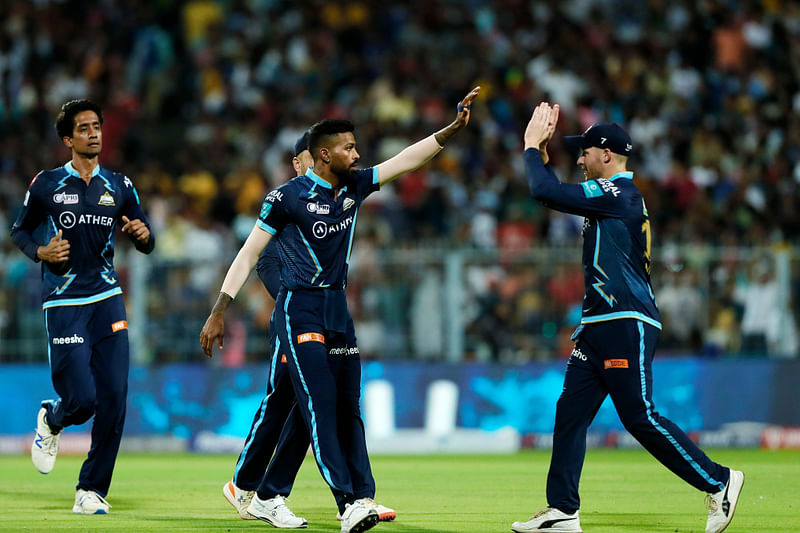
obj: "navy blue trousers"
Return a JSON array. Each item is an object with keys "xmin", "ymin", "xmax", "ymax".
[
  {"xmin": 547, "ymin": 320, "xmax": 729, "ymax": 514},
  {"xmin": 43, "ymin": 294, "xmax": 129, "ymax": 498},
  {"xmin": 272, "ymin": 289, "xmax": 375, "ymax": 514},
  {"xmin": 233, "ymin": 323, "xmax": 309, "ymax": 496}
]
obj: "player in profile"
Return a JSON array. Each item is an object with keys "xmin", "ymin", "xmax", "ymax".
[
  {"xmin": 201, "ymin": 86, "xmax": 480, "ymax": 533},
  {"xmin": 511, "ymin": 102, "xmax": 743, "ymax": 533},
  {"xmin": 10, "ymin": 99, "xmax": 155, "ymax": 514}
]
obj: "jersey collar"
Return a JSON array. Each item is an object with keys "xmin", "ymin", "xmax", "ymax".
[
  {"xmin": 608, "ymin": 171, "xmax": 633, "ymax": 181},
  {"xmin": 64, "ymin": 161, "xmax": 101, "ymax": 179},
  {"xmin": 305, "ymin": 168, "xmax": 333, "ymax": 189}
]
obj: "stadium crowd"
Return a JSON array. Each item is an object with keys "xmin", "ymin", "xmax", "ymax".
[{"xmin": 1, "ymin": 0, "xmax": 799, "ymax": 362}]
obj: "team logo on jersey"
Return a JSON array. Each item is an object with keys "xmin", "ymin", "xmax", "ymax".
[
  {"xmin": 603, "ymin": 359, "xmax": 629, "ymax": 369},
  {"xmin": 343, "ymin": 198, "xmax": 355, "ymax": 211},
  {"xmin": 98, "ymin": 191, "xmax": 115, "ymax": 206},
  {"xmin": 53, "ymin": 192, "xmax": 79, "ymax": 204},
  {"xmin": 59, "ymin": 211, "xmax": 77, "ymax": 228},
  {"xmin": 306, "ymin": 202, "xmax": 330, "ymax": 214}
]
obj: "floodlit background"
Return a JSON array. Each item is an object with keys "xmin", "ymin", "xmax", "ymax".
[{"xmin": 1, "ymin": 0, "xmax": 799, "ymax": 453}]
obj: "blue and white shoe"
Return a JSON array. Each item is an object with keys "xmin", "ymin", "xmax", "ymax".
[
  {"xmin": 31, "ymin": 407, "xmax": 61, "ymax": 474},
  {"xmin": 73, "ymin": 489, "xmax": 110, "ymax": 514}
]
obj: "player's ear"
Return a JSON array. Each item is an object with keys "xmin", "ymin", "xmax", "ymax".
[
  {"xmin": 320, "ymin": 147, "xmax": 330, "ymax": 164},
  {"xmin": 63, "ymin": 136, "xmax": 73, "ymax": 148}
]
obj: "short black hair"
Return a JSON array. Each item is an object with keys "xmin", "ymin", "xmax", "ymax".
[
  {"xmin": 308, "ymin": 119, "xmax": 355, "ymax": 156},
  {"xmin": 55, "ymin": 99, "xmax": 103, "ymax": 139}
]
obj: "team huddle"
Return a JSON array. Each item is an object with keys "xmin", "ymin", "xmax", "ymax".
[{"xmin": 12, "ymin": 92, "xmax": 742, "ymax": 533}]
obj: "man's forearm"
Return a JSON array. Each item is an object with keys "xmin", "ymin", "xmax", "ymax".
[
  {"xmin": 377, "ymin": 135, "xmax": 443, "ymax": 185},
  {"xmin": 211, "ymin": 292, "xmax": 233, "ymax": 315},
  {"xmin": 434, "ymin": 119, "xmax": 462, "ymax": 147}
]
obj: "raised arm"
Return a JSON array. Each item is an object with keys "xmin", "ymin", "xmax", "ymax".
[
  {"xmin": 376, "ymin": 86, "xmax": 480, "ymax": 186},
  {"xmin": 200, "ymin": 225, "xmax": 273, "ymax": 357}
]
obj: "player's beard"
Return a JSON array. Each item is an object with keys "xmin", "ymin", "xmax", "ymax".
[{"xmin": 332, "ymin": 163, "xmax": 358, "ymax": 188}]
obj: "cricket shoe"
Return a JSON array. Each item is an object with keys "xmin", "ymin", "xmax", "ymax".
[
  {"xmin": 73, "ymin": 489, "xmax": 110, "ymax": 514},
  {"xmin": 223, "ymin": 479, "xmax": 256, "ymax": 519},
  {"xmin": 247, "ymin": 494, "xmax": 307, "ymax": 528},
  {"xmin": 31, "ymin": 406, "xmax": 61, "ymax": 474},
  {"xmin": 336, "ymin": 498, "xmax": 396, "ymax": 522},
  {"xmin": 706, "ymin": 469, "xmax": 745, "ymax": 533},
  {"xmin": 511, "ymin": 507, "xmax": 582, "ymax": 532},
  {"xmin": 340, "ymin": 499, "xmax": 379, "ymax": 533}
]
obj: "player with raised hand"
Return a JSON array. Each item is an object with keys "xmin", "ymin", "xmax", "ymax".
[
  {"xmin": 511, "ymin": 102, "xmax": 743, "ymax": 533},
  {"xmin": 201, "ymin": 86, "xmax": 479, "ymax": 533}
]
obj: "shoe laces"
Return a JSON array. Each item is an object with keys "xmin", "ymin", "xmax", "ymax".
[
  {"xmin": 273, "ymin": 496, "xmax": 297, "ymax": 517},
  {"xmin": 38, "ymin": 432, "xmax": 59, "ymax": 455},
  {"xmin": 81, "ymin": 491, "xmax": 111, "ymax": 509},
  {"xmin": 705, "ymin": 493, "xmax": 720, "ymax": 513},
  {"xmin": 531, "ymin": 507, "xmax": 552, "ymax": 520}
]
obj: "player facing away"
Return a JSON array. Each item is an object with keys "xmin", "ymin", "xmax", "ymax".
[
  {"xmin": 511, "ymin": 103, "xmax": 743, "ymax": 533},
  {"xmin": 220, "ymin": 133, "xmax": 314, "ymax": 525},
  {"xmin": 201, "ymin": 86, "xmax": 480, "ymax": 533},
  {"xmin": 219, "ymin": 132, "xmax": 396, "ymax": 528},
  {"xmin": 10, "ymin": 99, "xmax": 155, "ymax": 514}
]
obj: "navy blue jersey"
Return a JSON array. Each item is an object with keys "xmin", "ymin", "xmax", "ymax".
[
  {"xmin": 525, "ymin": 149, "xmax": 661, "ymax": 329},
  {"xmin": 257, "ymin": 167, "xmax": 379, "ymax": 290},
  {"xmin": 11, "ymin": 162, "xmax": 155, "ymax": 309},
  {"xmin": 256, "ymin": 238, "xmax": 281, "ymax": 300}
]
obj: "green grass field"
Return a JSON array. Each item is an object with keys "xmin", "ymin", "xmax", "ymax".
[{"xmin": 0, "ymin": 449, "xmax": 797, "ymax": 532}]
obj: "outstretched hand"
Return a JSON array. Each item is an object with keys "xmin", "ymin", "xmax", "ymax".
[
  {"xmin": 524, "ymin": 102, "xmax": 560, "ymax": 151},
  {"xmin": 454, "ymin": 86, "xmax": 481, "ymax": 128}
]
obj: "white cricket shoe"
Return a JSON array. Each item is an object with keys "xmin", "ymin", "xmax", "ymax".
[
  {"xmin": 246, "ymin": 494, "xmax": 307, "ymax": 528},
  {"xmin": 73, "ymin": 489, "xmax": 110, "ymax": 514},
  {"xmin": 706, "ymin": 469, "xmax": 745, "ymax": 533},
  {"xmin": 336, "ymin": 498, "xmax": 396, "ymax": 522},
  {"xmin": 512, "ymin": 507, "xmax": 582, "ymax": 532},
  {"xmin": 31, "ymin": 407, "xmax": 61, "ymax": 474},
  {"xmin": 340, "ymin": 499, "xmax": 379, "ymax": 533},
  {"xmin": 223, "ymin": 479, "xmax": 256, "ymax": 519}
]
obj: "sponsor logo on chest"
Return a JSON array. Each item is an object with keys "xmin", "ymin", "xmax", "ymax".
[
  {"xmin": 53, "ymin": 192, "xmax": 79, "ymax": 204},
  {"xmin": 312, "ymin": 215, "xmax": 353, "ymax": 239},
  {"xmin": 306, "ymin": 201, "xmax": 330, "ymax": 215}
]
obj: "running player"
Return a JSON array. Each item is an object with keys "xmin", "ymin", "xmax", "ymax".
[
  {"xmin": 10, "ymin": 99, "xmax": 155, "ymax": 514},
  {"xmin": 201, "ymin": 86, "xmax": 480, "ymax": 533},
  {"xmin": 511, "ymin": 102, "xmax": 743, "ymax": 533}
]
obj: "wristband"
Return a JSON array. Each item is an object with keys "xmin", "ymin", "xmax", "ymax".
[{"xmin": 457, "ymin": 103, "xmax": 472, "ymax": 113}]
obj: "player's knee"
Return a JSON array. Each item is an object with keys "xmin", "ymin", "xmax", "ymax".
[{"xmin": 71, "ymin": 392, "xmax": 97, "ymax": 423}]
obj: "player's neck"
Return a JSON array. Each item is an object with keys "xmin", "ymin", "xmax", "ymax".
[
  {"xmin": 601, "ymin": 165, "xmax": 627, "ymax": 179},
  {"xmin": 71, "ymin": 154, "xmax": 100, "ymax": 184},
  {"xmin": 315, "ymin": 168, "xmax": 341, "ymax": 189}
]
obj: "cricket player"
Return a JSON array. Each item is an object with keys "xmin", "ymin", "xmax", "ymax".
[
  {"xmin": 201, "ymin": 86, "xmax": 480, "ymax": 533},
  {"xmin": 511, "ymin": 102, "xmax": 743, "ymax": 533},
  {"xmin": 11, "ymin": 99, "xmax": 155, "ymax": 514}
]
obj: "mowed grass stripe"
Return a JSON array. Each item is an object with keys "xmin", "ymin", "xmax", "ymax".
[{"xmin": 0, "ymin": 449, "xmax": 796, "ymax": 532}]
